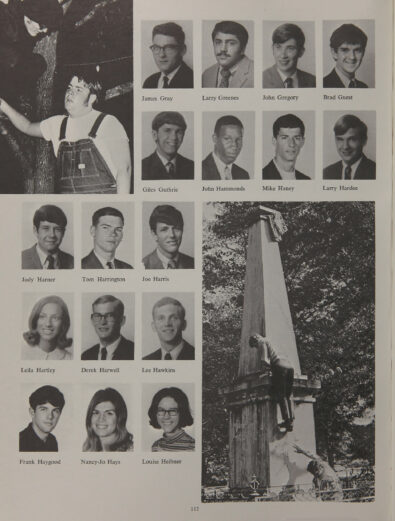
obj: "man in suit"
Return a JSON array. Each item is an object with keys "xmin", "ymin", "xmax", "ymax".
[
  {"xmin": 82, "ymin": 207, "xmax": 133, "ymax": 269},
  {"xmin": 143, "ymin": 205, "xmax": 194, "ymax": 269},
  {"xmin": 323, "ymin": 114, "xmax": 375, "ymax": 180},
  {"xmin": 142, "ymin": 112, "xmax": 194, "ymax": 180},
  {"xmin": 143, "ymin": 22, "xmax": 193, "ymax": 89},
  {"xmin": 202, "ymin": 21, "xmax": 253, "ymax": 88},
  {"xmin": 324, "ymin": 24, "xmax": 368, "ymax": 88},
  {"xmin": 144, "ymin": 297, "xmax": 194, "ymax": 360},
  {"xmin": 82, "ymin": 295, "xmax": 134, "ymax": 360},
  {"xmin": 22, "ymin": 205, "xmax": 74, "ymax": 269},
  {"xmin": 202, "ymin": 115, "xmax": 249, "ymax": 180},
  {"xmin": 262, "ymin": 114, "xmax": 311, "ymax": 180},
  {"xmin": 263, "ymin": 23, "xmax": 316, "ymax": 88},
  {"xmin": 20, "ymin": 385, "xmax": 65, "ymax": 452}
]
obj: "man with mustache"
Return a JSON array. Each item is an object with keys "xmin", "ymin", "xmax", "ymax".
[
  {"xmin": 324, "ymin": 24, "xmax": 369, "ymax": 88},
  {"xmin": 82, "ymin": 295, "xmax": 134, "ymax": 360},
  {"xmin": 262, "ymin": 114, "xmax": 310, "ymax": 180},
  {"xmin": 0, "ymin": 72, "xmax": 131, "ymax": 194},
  {"xmin": 142, "ymin": 112, "xmax": 194, "ymax": 180},
  {"xmin": 143, "ymin": 205, "xmax": 194, "ymax": 269},
  {"xmin": 323, "ymin": 114, "xmax": 375, "ymax": 180},
  {"xmin": 202, "ymin": 21, "xmax": 254, "ymax": 88},
  {"xmin": 143, "ymin": 297, "xmax": 194, "ymax": 360},
  {"xmin": 20, "ymin": 385, "xmax": 65, "ymax": 452},
  {"xmin": 202, "ymin": 115, "xmax": 249, "ymax": 180},
  {"xmin": 82, "ymin": 207, "xmax": 133, "ymax": 269},
  {"xmin": 22, "ymin": 204, "xmax": 74, "ymax": 269},
  {"xmin": 263, "ymin": 23, "xmax": 316, "ymax": 88}
]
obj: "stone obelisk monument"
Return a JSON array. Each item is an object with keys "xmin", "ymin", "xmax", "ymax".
[{"xmin": 222, "ymin": 205, "xmax": 320, "ymax": 493}]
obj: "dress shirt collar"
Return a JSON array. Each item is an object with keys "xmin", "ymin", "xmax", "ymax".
[
  {"xmin": 216, "ymin": 61, "xmax": 240, "ymax": 87},
  {"xmin": 342, "ymin": 156, "xmax": 363, "ymax": 180},
  {"xmin": 273, "ymin": 158, "xmax": 296, "ymax": 180},
  {"xmin": 156, "ymin": 150, "xmax": 176, "ymax": 168},
  {"xmin": 212, "ymin": 152, "xmax": 234, "ymax": 180},
  {"xmin": 161, "ymin": 340, "xmax": 184, "ymax": 360},
  {"xmin": 276, "ymin": 68, "xmax": 299, "ymax": 88},
  {"xmin": 93, "ymin": 249, "xmax": 115, "ymax": 268},
  {"xmin": 159, "ymin": 64, "xmax": 182, "ymax": 88},
  {"xmin": 156, "ymin": 248, "xmax": 179, "ymax": 268},
  {"xmin": 99, "ymin": 336, "xmax": 122, "ymax": 360},
  {"xmin": 36, "ymin": 244, "xmax": 59, "ymax": 269},
  {"xmin": 335, "ymin": 66, "xmax": 356, "ymax": 87}
]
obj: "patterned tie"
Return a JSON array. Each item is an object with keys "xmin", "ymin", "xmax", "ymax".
[
  {"xmin": 344, "ymin": 166, "xmax": 352, "ymax": 180},
  {"xmin": 46, "ymin": 255, "xmax": 55, "ymax": 269},
  {"xmin": 167, "ymin": 259, "xmax": 177, "ymax": 269},
  {"xmin": 284, "ymin": 77, "xmax": 293, "ymax": 88},
  {"xmin": 349, "ymin": 79, "xmax": 356, "ymax": 88},
  {"xmin": 219, "ymin": 68, "xmax": 231, "ymax": 88},
  {"xmin": 166, "ymin": 161, "xmax": 175, "ymax": 178},
  {"xmin": 164, "ymin": 353, "xmax": 172, "ymax": 360},
  {"xmin": 163, "ymin": 76, "xmax": 169, "ymax": 88},
  {"xmin": 106, "ymin": 261, "xmax": 113, "ymax": 269},
  {"xmin": 101, "ymin": 347, "xmax": 107, "ymax": 360},
  {"xmin": 224, "ymin": 165, "xmax": 232, "ymax": 180}
]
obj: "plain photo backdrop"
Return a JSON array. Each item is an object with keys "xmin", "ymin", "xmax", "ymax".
[
  {"xmin": 141, "ymin": 20, "xmax": 193, "ymax": 85},
  {"xmin": 141, "ymin": 292, "xmax": 194, "ymax": 358},
  {"xmin": 202, "ymin": 111, "xmax": 255, "ymax": 178},
  {"xmin": 322, "ymin": 20, "xmax": 375, "ymax": 88}
]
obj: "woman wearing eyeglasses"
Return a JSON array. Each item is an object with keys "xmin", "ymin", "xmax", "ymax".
[{"xmin": 148, "ymin": 387, "xmax": 195, "ymax": 451}]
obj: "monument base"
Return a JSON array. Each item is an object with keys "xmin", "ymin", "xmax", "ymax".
[{"xmin": 221, "ymin": 373, "xmax": 320, "ymax": 494}]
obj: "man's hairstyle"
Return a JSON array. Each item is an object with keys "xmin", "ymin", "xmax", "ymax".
[
  {"xmin": 329, "ymin": 24, "xmax": 368, "ymax": 52},
  {"xmin": 214, "ymin": 115, "xmax": 243, "ymax": 136},
  {"xmin": 23, "ymin": 295, "xmax": 72, "ymax": 349},
  {"xmin": 83, "ymin": 388, "xmax": 133, "ymax": 452},
  {"xmin": 33, "ymin": 205, "xmax": 67, "ymax": 230},
  {"xmin": 152, "ymin": 297, "xmax": 186, "ymax": 320},
  {"xmin": 149, "ymin": 205, "xmax": 184, "ymax": 232},
  {"xmin": 29, "ymin": 385, "xmax": 65, "ymax": 411},
  {"xmin": 212, "ymin": 21, "xmax": 249, "ymax": 51},
  {"xmin": 92, "ymin": 207, "xmax": 124, "ymax": 227},
  {"xmin": 92, "ymin": 295, "xmax": 124, "ymax": 317},
  {"xmin": 273, "ymin": 114, "xmax": 305, "ymax": 138},
  {"xmin": 148, "ymin": 387, "xmax": 193, "ymax": 429},
  {"xmin": 23, "ymin": 0, "xmax": 63, "ymax": 33},
  {"xmin": 152, "ymin": 112, "xmax": 187, "ymax": 132},
  {"xmin": 152, "ymin": 22, "xmax": 186, "ymax": 46},
  {"xmin": 333, "ymin": 114, "xmax": 367, "ymax": 141},
  {"xmin": 272, "ymin": 23, "xmax": 305, "ymax": 50},
  {"xmin": 68, "ymin": 72, "xmax": 103, "ymax": 103}
]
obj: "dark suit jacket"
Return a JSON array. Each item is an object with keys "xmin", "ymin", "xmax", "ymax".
[
  {"xmin": 323, "ymin": 155, "xmax": 376, "ymax": 180},
  {"xmin": 262, "ymin": 160, "xmax": 311, "ymax": 180},
  {"xmin": 81, "ymin": 250, "xmax": 133, "ymax": 269},
  {"xmin": 143, "ymin": 249, "xmax": 194, "ymax": 269},
  {"xmin": 143, "ymin": 61, "xmax": 193, "ymax": 89},
  {"xmin": 143, "ymin": 340, "xmax": 195, "ymax": 360},
  {"xmin": 22, "ymin": 245, "xmax": 74, "ymax": 269},
  {"xmin": 202, "ymin": 153, "xmax": 249, "ymax": 180},
  {"xmin": 142, "ymin": 152, "xmax": 194, "ymax": 180},
  {"xmin": 82, "ymin": 336, "xmax": 134, "ymax": 360},
  {"xmin": 323, "ymin": 68, "xmax": 368, "ymax": 88},
  {"xmin": 262, "ymin": 65, "xmax": 316, "ymax": 88}
]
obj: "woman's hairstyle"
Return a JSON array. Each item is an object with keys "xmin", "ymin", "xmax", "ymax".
[
  {"xmin": 148, "ymin": 387, "xmax": 193, "ymax": 429},
  {"xmin": 23, "ymin": 295, "xmax": 72, "ymax": 348},
  {"xmin": 83, "ymin": 388, "xmax": 133, "ymax": 452}
]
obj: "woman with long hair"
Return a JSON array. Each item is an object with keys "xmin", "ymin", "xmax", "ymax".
[
  {"xmin": 83, "ymin": 388, "xmax": 133, "ymax": 452},
  {"xmin": 148, "ymin": 387, "xmax": 194, "ymax": 451},
  {"xmin": 22, "ymin": 295, "xmax": 72, "ymax": 360}
]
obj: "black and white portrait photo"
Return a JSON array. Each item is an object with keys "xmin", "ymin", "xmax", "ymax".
[{"xmin": 0, "ymin": 0, "xmax": 133, "ymax": 194}]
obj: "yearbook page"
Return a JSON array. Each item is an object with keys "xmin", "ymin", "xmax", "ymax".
[{"xmin": 0, "ymin": 0, "xmax": 392, "ymax": 520}]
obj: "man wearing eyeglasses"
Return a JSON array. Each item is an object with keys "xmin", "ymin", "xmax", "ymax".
[
  {"xmin": 143, "ymin": 22, "xmax": 193, "ymax": 89},
  {"xmin": 82, "ymin": 295, "xmax": 134, "ymax": 360},
  {"xmin": 81, "ymin": 207, "xmax": 133, "ymax": 269}
]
